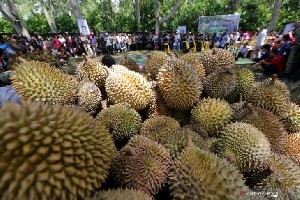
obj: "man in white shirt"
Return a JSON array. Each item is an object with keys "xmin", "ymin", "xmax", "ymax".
[
  {"xmin": 173, "ymin": 32, "xmax": 181, "ymax": 50},
  {"xmin": 253, "ymin": 25, "xmax": 267, "ymax": 59},
  {"xmin": 236, "ymin": 42, "xmax": 251, "ymax": 60}
]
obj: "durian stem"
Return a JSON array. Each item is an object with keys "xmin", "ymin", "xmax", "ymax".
[
  {"xmin": 249, "ymin": 106, "xmax": 256, "ymax": 115},
  {"xmin": 17, "ymin": 57, "xmax": 28, "ymax": 63},
  {"xmin": 239, "ymin": 93, "xmax": 243, "ymax": 103},
  {"xmin": 125, "ymin": 148, "xmax": 136, "ymax": 156},
  {"xmin": 186, "ymin": 132, "xmax": 193, "ymax": 147},
  {"xmin": 270, "ymin": 74, "xmax": 277, "ymax": 85}
]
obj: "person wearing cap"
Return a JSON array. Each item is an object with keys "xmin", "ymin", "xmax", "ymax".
[{"xmin": 253, "ymin": 25, "xmax": 267, "ymax": 59}]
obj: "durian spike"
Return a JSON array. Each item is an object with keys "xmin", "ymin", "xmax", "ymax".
[
  {"xmin": 186, "ymin": 131, "xmax": 193, "ymax": 147},
  {"xmin": 270, "ymin": 74, "xmax": 277, "ymax": 85},
  {"xmin": 125, "ymin": 147, "xmax": 136, "ymax": 156},
  {"xmin": 239, "ymin": 93, "xmax": 243, "ymax": 103},
  {"xmin": 82, "ymin": 54, "xmax": 88, "ymax": 62},
  {"xmin": 16, "ymin": 56, "xmax": 28, "ymax": 63}
]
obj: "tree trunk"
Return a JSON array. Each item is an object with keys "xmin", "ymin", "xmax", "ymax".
[
  {"xmin": 154, "ymin": 0, "xmax": 181, "ymax": 35},
  {"xmin": 40, "ymin": 0, "xmax": 57, "ymax": 33},
  {"xmin": 108, "ymin": 0, "xmax": 114, "ymax": 29},
  {"xmin": 133, "ymin": 0, "xmax": 141, "ymax": 32},
  {"xmin": 228, "ymin": 0, "xmax": 238, "ymax": 13},
  {"xmin": 70, "ymin": 0, "xmax": 84, "ymax": 20},
  {"xmin": 269, "ymin": 0, "xmax": 282, "ymax": 32},
  {"xmin": 0, "ymin": 0, "xmax": 30, "ymax": 39}
]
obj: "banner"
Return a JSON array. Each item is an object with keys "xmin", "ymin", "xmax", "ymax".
[
  {"xmin": 178, "ymin": 26, "xmax": 187, "ymax": 34},
  {"xmin": 198, "ymin": 14, "xmax": 241, "ymax": 33},
  {"xmin": 77, "ymin": 19, "xmax": 91, "ymax": 35}
]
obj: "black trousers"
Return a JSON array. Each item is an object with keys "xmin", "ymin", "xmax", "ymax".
[{"xmin": 262, "ymin": 64, "xmax": 279, "ymax": 76}]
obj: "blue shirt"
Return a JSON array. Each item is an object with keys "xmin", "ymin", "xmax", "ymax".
[
  {"xmin": 279, "ymin": 41, "xmax": 291, "ymax": 56},
  {"xmin": 0, "ymin": 43, "xmax": 16, "ymax": 59},
  {"xmin": 0, "ymin": 85, "xmax": 21, "ymax": 108}
]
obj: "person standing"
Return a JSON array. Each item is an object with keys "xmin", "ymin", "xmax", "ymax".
[
  {"xmin": 253, "ymin": 25, "xmax": 267, "ymax": 59},
  {"xmin": 286, "ymin": 22, "xmax": 300, "ymax": 74},
  {"xmin": 173, "ymin": 32, "xmax": 181, "ymax": 50},
  {"xmin": 0, "ymin": 35, "xmax": 16, "ymax": 62}
]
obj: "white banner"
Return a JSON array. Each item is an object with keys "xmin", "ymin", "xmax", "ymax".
[
  {"xmin": 77, "ymin": 19, "xmax": 91, "ymax": 35},
  {"xmin": 198, "ymin": 14, "xmax": 241, "ymax": 33},
  {"xmin": 178, "ymin": 26, "xmax": 187, "ymax": 34}
]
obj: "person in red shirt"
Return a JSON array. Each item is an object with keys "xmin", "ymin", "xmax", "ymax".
[{"xmin": 258, "ymin": 48, "xmax": 285, "ymax": 75}]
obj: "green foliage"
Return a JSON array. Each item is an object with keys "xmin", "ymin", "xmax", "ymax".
[
  {"xmin": 24, "ymin": 13, "xmax": 51, "ymax": 33},
  {"xmin": 0, "ymin": 17, "xmax": 14, "ymax": 33},
  {"xmin": 55, "ymin": 14, "xmax": 78, "ymax": 33}
]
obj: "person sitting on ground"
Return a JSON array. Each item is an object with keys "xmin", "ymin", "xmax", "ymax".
[
  {"xmin": 257, "ymin": 48, "xmax": 285, "ymax": 76},
  {"xmin": 253, "ymin": 44, "xmax": 271, "ymax": 62},
  {"xmin": 0, "ymin": 49, "xmax": 8, "ymax": 72},
  {"xmin": 236, "ymin": 42, "xmax": 251, "ymax": 60},
  {"xmin": 55, "ymin": 47, "xmax": 71, "ymax": 66},
  {"xmin": 101, "ymin": 54, "xmax": 115, "ymax": 68}
]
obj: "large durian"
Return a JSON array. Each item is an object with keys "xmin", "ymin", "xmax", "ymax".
[
  {"xmin": 169, "ymin": 147, "xmax": 248, "ymax": 200},
  {"xmin": 76, "ymin": 57, "xmax": 107, "ymax": 88},
  {"xmin": 11, "ymin": 60, "xmax": 77, "ymax": 105},
  {"xmin": 283, "ymin": 102, "xmax": 300, "ymax": 133},
  {"xmin": 140, "ymin": 115, "xmax": 180, "ymax": 142},
  {"xmin": 0, "ymin": 102, "xmax": 115, "ymax": 200},
  {"xmin": 77, "ymin": 80, "xmax": 102, "ymax": 112},
  {"xmin": 105, "ymin": 65, "xmax": 152, "ymax": 110},
  {"xmin": 110, "ymin": 135, "xmax": 171, "ymax": 195},
  {"xmin": 181, "ymin": 53, "xmax": 206, "ymax": 82},
  {"xmin": 191, "ymin": 98, "xmax": 232, "ymax": 136},
  {"xmin": 285, "ymin": 133, "xmax": 300, "ymax": 165},
  {"xmin": 201, "ymin": 48, "xmax": 235, "ymax": 75},
  {"xmin": 217, "ymin": 122, "xmax": 272, "ymax": 172},
  {"xmin": 118, "ymin": 55, "xmax": 140, "ymax": 72},
  {"xmin": 240, "ymin": 106, "xmax": 287, "ymax": 153},
  {"xmin": 144, "ymin": 51, "xmax": 169, "ymax": 78},
  {"xmin": 91, "ymin": 189, "xmax": 153, "ymax": 200},
  {"xmin": 96, "ymin": 103, "xmax": 142, "ymax": 142},
  {"xmin": 157, "ymin": 58, "xmax": 203, "ymax": 110},
  {"xmin": 247, "ymin": 75, "xmax": 290, "ymax": 117},
  {"xmin": 204, "ymin": 68, "xmax": 237, "ymax": 98}
]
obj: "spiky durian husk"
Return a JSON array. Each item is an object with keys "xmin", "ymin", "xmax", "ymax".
[
  {"xmin": 11, "ymin": 60, "xmax": 77, "ymax": 105},
  {"xmin": 140, "ymin": 115, "xmax": 180, "ymax": 142},
  {"xmin": 217, "ymin": 122, "xmax": 272, "ymax": 172},
  {"xmin": 147, "ymin": 87, "xmax": 172, "ymax": 118},
  {"xmin": 256, "ymin": 154, "xmax": 300, "ymax": 200},
  {"xmin": 285, "ymin": 133, "xmax": 300, "ymax": 165},
  {"xmin": 144, "ymin": 51, "xmax": 169, "ymax": 78},
  {"xmin": 157, "ymin": 58, "xmax": 203, "ymax": 110},
  {"xmin": 227, "ymin": 68, "xmax": 255, "ymax": 103},
  {"xmin": 0, "ymin": 102, "xmax": 115, "ymax": 200},
  {"xmin": 159, "ymin": 127, "xmax": 206, "ymax": 160},
  {"xmin": 201, "ymin": 48, "xmax": 235, "ymax": 75},
  {"xmin": 283, "ymin": 102, "xmax": 300, "ymax": 133},
  {"xmin": 77, "ymin": 80, "xmax": 102, "ymax": 112},
  {"xmin": 110, "ymin": 135, "xmax": 171, "ymax": 196},
  {"xmin": 76, "ymin": 60, "xmax": 107, "ymax": 88},
  {"xmin": 96, "ymin": 104, "xmax": 142, "ymax": 141},
  {"xmin": 240, "ymin": 106, "xmax": 287, "ymax": 153},
  {"xmin": 91, "ymin": 189, "xmax": 153, "ymax": 200},
  {"xmin": 169, "ymin": 147, "xmax": 248, "ymax": 200},
  {"xmin": 181, "ymin": 53, "xmax": 206, "ymax": 82},
  {"xmin": 204, "ymin": 68, "xmax": 237, "ymax": 98},
  {"xmin": 247, "ymin": 77, "xmax": 290, "ymax": 117},
  {"xmin": 230, "ymin": 101, "xmax": 250, "ymax": 122},
  {"xmin": 105, "ymin": 65, "xmax": 153, "ymax": 110},
  {"xmin": 191, "ymin": 98, "xmax": 232, "ymax": 136},
  {"xmin": 118, "ymin": 56, "xmax": 140, "ymax": 72}
]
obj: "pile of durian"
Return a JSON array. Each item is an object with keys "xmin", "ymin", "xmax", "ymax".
[
  {"xmin": 8, "ymin": 50, "xmax": 57, "ymax": 66},
  {"xmin": 1, "ymin": 48, "xmax": 300, "ymax": 200}
]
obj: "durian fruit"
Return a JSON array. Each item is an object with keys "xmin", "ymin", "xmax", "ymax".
[
  {"xmin": 201, "ymin": 48, "xmax": 235, "ymax": 75},
  {"xmin": 191, "ymin": 98, "xmax": 232, "ymax": 136},
  {"xmin": 285, "ymin": 133, "xmax": 300, "ymax": 165},
  {"xmin": 147, "ymin": 87, "xmax": 172, "ymax": 118},
  {"xmin": 110, "ymin": 135, "xmax": 171, "ymax": 196},
  {"xmin": 247, "ymin": 75, "xmax": 290, "ymax": 117},
  {"xmin": 169, "ymin": 146, "xmax": 248, "ymax": 200},
  {"xmin": 283, "ymin": 102, "xmax": 300, "ymax": 133},
  {"xmin": 140, "ymin": 115, "xmax": 180, "ymax": 142},
  {"xmin": 144, "ymin": 51, "xmax": 169, "ymax": 78},
  {"xmin": 159, "ymin": 127, "xmax": 206, "ymax": 160},
  {"xmin": 227, "ymin": 68, "xmax": 255, "ymax": 103},
  {"xmin": 217, "ymin": 122, "xmax": 272, "ymax": 172},
  {"xmin": 181, "ymin": 53, "xmax": 206, "ymax": 82},
  {"xmin": 157, "ymin": 58, "xmax": 203, "ymax": 110},
  {"xmin": 76, "ymin": 57, "xmax": 107, "ymax": 88},
  {"xmin": 118, "ymin": 55, "xmax": 140, "ymax": 72},
  {"xmin": 91, "ymin": 189, "xmax": 153, "ymax": 200},
  {"xmin": 105, "ymin": 65, "xmax": 153, "ymax": 110},
  {"xmin": 204, "ymin": 68, "xmax": 237, "ymax": 98},
  {"xmin": 77, "ymin": 80, "xmax": 102, "ymax": 112},
  {"xmin": 0, "ymin": 102, "xmax": 116, "ymax": 200},
  {"xmin": 96, "ymin": 103, "xmax": 142, "ymax": 142},
  {"xmin": 230, "ymin": 95, "xmax": 250, "ymax": 122},
  {"xmin": 257, "ymin": 154, "xmax": 300, "ymax": 199},
  {"xmin": 11, "ymin": 60, "xmax": 77, "ymax": 105},
  {"xmin": 240, "ymin": 106, "xmax": 287, "ymax": 153}
]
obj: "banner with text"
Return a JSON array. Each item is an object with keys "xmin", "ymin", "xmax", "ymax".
[
  {"xmin": 198, "ymin": 14, "xmax": 241, "ymax": 33},
  {"xmin": 77, "ymin": 19, "xmax": 91, "ymax": 35}
]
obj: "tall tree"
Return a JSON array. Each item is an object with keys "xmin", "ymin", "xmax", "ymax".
[
  {"xmin": 132, "ymin": 0, "xmax": 141, "ymax": 31},
  {"xmin": 228, "ymin": 0, "xmax": 238, "ymax": 13},
  {"xmin": 269, "ymin": 0, "xmax": 282, "ymax": 32},
  {"xmin": 40, "ymin": 0, "xmax": 57, "ymax": 33},
  {"xmin": 0, "ymin": 0, "xmax": 30, "ymax": 39},
  {"xmin": 154, "ymin": 0, "xmax": 182, "ymax": 34},
  {"xmin": 70, "ymin": 0, "xmax": 84, "ymax": 20}
]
